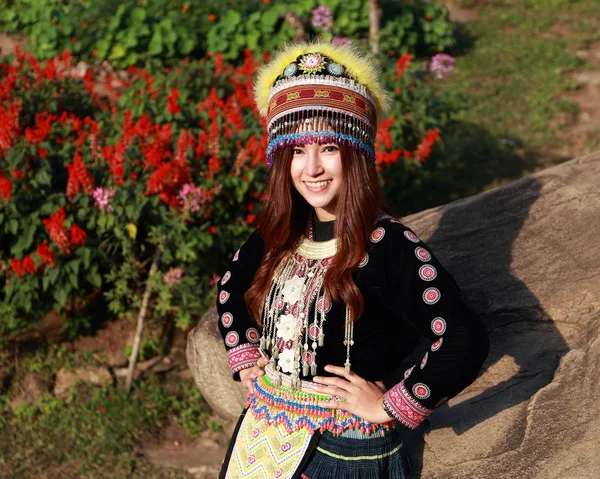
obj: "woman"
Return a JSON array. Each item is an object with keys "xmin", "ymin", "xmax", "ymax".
[{"xmin": 216, "ymin": 41, "xmax": 489, "ymax": 478}]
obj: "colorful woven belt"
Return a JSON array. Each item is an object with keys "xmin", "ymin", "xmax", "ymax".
[{"xmin": 247, "ymin": 369, "xmax": 397, "ymax": 436}]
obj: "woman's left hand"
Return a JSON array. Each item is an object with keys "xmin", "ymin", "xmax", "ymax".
[{"xmin": 312, "ymin": 365, "xmax": 392, "ymax": 424}]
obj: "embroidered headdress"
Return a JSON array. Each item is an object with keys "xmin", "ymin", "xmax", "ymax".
[{"xmin": 254, "ymin": 40, "xmax": 392, "ymax": 167}]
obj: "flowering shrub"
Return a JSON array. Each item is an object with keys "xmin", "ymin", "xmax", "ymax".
[
  {"xmin": 0, "ymin": 47, "xmax": 267, "ymax": 338},
  {"xmin": 2, "ymin": 0, "xmax": 454, "ymax": 66},
  {"xmin": 0, "ymin": 35, "xmax": 454, "ymax": 339}
]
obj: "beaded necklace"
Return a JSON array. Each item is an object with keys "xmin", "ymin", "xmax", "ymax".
[{"xmin": 259, "ymin": 215, "xmax": 354, "ymax": 391}]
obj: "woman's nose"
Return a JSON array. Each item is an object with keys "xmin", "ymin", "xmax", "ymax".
[{"xmin": 305, "ymin": 149, "xmax": 324, "ymax": 176}]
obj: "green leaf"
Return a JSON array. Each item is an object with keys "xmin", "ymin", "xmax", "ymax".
[
  {"xmin": 148, "ymin": 29, "xmax": 163, "ymax": 56},
  {"xmin": 87, "ymin": 267, "xmax": 102, "ymax": 289},
  {"xmin": 8, "ymin": 219, "xmax": 18, "ymax": 235},
  {"xmin": 130, "ymin": 7, "xmax": 147, "ymax": 26},
  {"xmin": 52, "ymin": 286, "xmax": 69, "ymax": 308}
]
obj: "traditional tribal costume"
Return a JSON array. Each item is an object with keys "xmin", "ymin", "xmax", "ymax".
[{"xmin": 216, "ymin": 40, "xmax": 489, "ymax": 479}]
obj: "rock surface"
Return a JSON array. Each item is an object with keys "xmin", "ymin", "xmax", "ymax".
[{"xmin": 186, "ymin": 151, "xmax": 600, "ymax": 478}]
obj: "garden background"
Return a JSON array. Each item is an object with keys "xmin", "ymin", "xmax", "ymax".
[{"xmin": 1, "ymin": 0, "xmax": 599, "ymax": 477}]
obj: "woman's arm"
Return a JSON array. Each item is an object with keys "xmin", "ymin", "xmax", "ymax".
[
  {"xmin": 216, "ymin": 229, "xmax": 266, "ymax": 381},
  {"xmin": 380, "ymin": 221, "xmax": 489, "ymax": 429}
]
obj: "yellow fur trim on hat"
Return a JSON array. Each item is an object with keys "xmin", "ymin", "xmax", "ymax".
[{"xmin": 254, "ymin": 40, "xmax": 392, "ymax": 121}]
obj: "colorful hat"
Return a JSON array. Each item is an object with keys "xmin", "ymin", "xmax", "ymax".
[{"xmin": 254, "ymin": 40, "xmax": 391, "ymax": 168}]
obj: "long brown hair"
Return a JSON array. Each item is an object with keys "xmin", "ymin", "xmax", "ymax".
[{"xmin": 245, "ymin": 144, "xmax": 390, "ymax": 325}]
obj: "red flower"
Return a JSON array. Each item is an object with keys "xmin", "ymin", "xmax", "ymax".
[
  {"xmin": 42, "ymin": 207, "xmax": 71, "ymax": 254},
  {"xmin": 166, "ymin": 87, "xmax": 181, "ymax": 115},
  {"xmin": 395, "ymin": 53, "xmax": 413, "ymax": 77},
  {"xmin": 207, "ymin": 156, "xmax": 221, "ymax": 177},
  {"xmin": 36, "ymin": 240, "xmax": 56, "ymax": 267},
  {"xmin": 23, "ymin": 255, "xmax": 37, "ymax": 274},
  {"xmin": 70, "ymin": 224, "xmax": 87, "ymax": 246},
  {"xmin": 182, "ymin": 5, "xmax": 190, "ymax": 12},
  {"xmin": 245, "ymin": 214, "xmax": 256, "ymax": 225},
  {"xmin": 208, "ymin": 13, "xmax": 217, "ymax": 21},
  {"xmin": 11, "ymin": 258, "xmax": 25, "ymax": 278},
  {"xmin": 0, "ymin": 176, "xmax": 13, "ymax": 201},
  {"xmin": 66, "ymin": 151, "xmax": 95, "ymax": 201},
  {"xmin": 414, "ymin": 129, "xmax": 441, "ymax": 162},
  {"xmin": 209, "ymin": 226, "xmax": 217, "ymax": 234}
]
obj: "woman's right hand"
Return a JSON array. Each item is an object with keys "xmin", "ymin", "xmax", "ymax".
[{"xmin": 239, "ymin": 356, "xmax": 268, "ymax": 394}]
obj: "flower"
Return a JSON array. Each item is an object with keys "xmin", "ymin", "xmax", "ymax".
[
  {"xmin": 245, "ymin": 214, "xmax": 256, "ymax": 225},
  {"xmin": 10, "ymin": 258, "xmax": 25, "ymax": 278},
  {"xmin": 280, "ymin": 276, "xmax": 305, "ymax": 302},
  {"xmin": 277, "ymin": 347, "xmax": 296, "ymax": 374},
  {"xmin": 414, "ymin": 129, "xmax": 441, "ymax": 162},
  {"xmin": 395, "ymin": 53, "xmax": 413, "ymax": 77},
  {"xmin": 276, "ymin": 313, "xmax": 297, "ymax": 341},
  {"xmin": 430, "ymin": 53, "xmax": 455, "ymax": 79},
  {"xmin": 42, "ymin": 207, "xmax": 71, "ymax": 254},
  {"xmin": 166, "ymin": 87, "xmax": 181, "ymax": 115},
  {"xmin": 311, "ymin": 6, "xmax": 333, "ymax": 29},
  {"xmin": 70, "ymin": 224, "xmax": 87, "ymax": 246},
  {"xmin": 36, "ymin": 240, "xmax": 56, "ymax": 267},
  {"xmin": 23, "ymin": 256, "xmax": 37, "ymax": 274},
  {"xmin": 208, "ymin": 13, "xmax": 217, "ymax": 22},
  {"xmin": 93, "ymin": 187, "xmax": 115, "ymax": 212},
  {"xmin": 209, "ymin": 226, "xmax": 217, "ymax": 235},
  {"xmin": 331, "ymin": 36, "xmax": 351, "ymax": 47},
  {"xmin": 0, "ymin": 176, "xmax": 12, "ymax": 201},
  {"xmin": 163, "ymin": 267, "xmax": 183, "ymax": 287},
  {"xmin": 177, "ymin": 183, "xmax": 203, "ymax": 213},
  {"xmin": 126, "ymin": 223, "xmax": 137, "ymax": 240}
]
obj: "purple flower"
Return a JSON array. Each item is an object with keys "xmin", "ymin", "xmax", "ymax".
[
  {"xmin": 93, "ymin": 187, "xmax": 115, "ymax": 212},
  {"xmin": 331, "ymin": 36, "xmax": 352, "ymax": 47},
  {"xmin": 163, "ymin": 267, "xmax": 183, "ymax": 287},
  {"xmin": 311, "ymin": 6, "xmax": 334, "ymax": 30},
  {"xmin": 177, "ymin": 183, "xmax": 203, "ymax": 213},
  {"xmin": 430, "ymin": 53, "xmax": 455, "ymax": 79}
]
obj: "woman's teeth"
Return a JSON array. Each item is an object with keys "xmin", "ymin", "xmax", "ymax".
[{"xmin": 305, "ymin": 180, "xmax": 332, "ymax": 188}]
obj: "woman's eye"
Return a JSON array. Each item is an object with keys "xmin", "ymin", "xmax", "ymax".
[
  {"xmin": 292, "ymin": 149, "xmax": 303, "ymax": 155},
  {"xmin": 323, "ymin": 145, "xmax": 339, "ymax": 152}
]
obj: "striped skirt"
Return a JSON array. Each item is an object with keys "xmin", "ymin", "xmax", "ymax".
[{"xmin": 300, "ymin": 427, "xmax": 411, "ymax": 479}]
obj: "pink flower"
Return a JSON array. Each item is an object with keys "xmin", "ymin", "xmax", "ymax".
[
  {"xmin": 311, "ymin": 6, "xmax": 333, "ymax": 29},
  {"xmin": 163, "ymin": 267, "xmax": 183, "ymax": 287},
  {"xmin": 93, "ymin": 187, "xmax": 115, "ymax": 212},
  {"xmin": 430, "ymin": 53, "xmax": 455, "ymax": 79},
  {"xmin": 177, "ymin": 183, "xmax": 203, "ymax": 213}
]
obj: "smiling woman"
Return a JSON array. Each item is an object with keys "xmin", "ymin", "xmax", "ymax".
[{"xmin": 215, "ymin": 40, "xmax": 489, "ymax": 479}]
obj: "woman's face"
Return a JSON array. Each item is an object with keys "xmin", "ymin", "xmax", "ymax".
[{"xmin": 290, "ymin": 142, "xmax": 343, "ymax": 221}]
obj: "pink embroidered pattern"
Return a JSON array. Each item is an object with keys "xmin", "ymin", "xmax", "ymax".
[
  {"xmin": 358, "ymin": 252, "xmax": 369, "ymax": 268},
  {"xmin": 227, "ymin": 343, "xmax": 262, "ymax": 374},
  {"xmin": 246, "ymin": 328, "xmax": 260, "ymax": 343},
  {"xmin": 225, "ymin": 331, "xmax": 239, "ymax": 347},
  {"xmin": 221, "ymin": 271, "xmax": 231, "ymax": 285},
  {"xmin": 414, "ymin": 247, "xmax": 431, "ymax": 262},
  {"xmin": 431, "ymin": 317, "xmax": 446, "ymax": 335},
  {"xmin": 221, "ymin": 312, "xmax": 234, "ymax": 328},
  {"xmin": 413, "ymin": 383, "xmax": 430, "ymax": 399},
  {"xmin": 370, "ymin": 227, "xmax": 385, "ymax": 243},
  {"xmin": 233, "ymin": 249, "xmax": 240, "ymax": 261},
  {"xmin": 219, "ymin": 290, "xmax": 230, "ymax": 304},
  {"xmin": 420, "ymin": 352, "xmax": 428, "ymax": 369},
  {"xmin": 404, "ymin": 365, "xmax": 415, "ymax": 378},
  {"xmin": 423, "ymin": 287, "xmax": 441, "ymax": 305},
  {"xmin": 404, "ymin": 230, "xmax": 420, "ymax": 243},
  {"xmin": 431, "ymin": 338, "xmax": 443, "ymax": 351},
  {"xmin": 419, "ymin": 264, "xmax": 437, "ymax": 281},
  {"xmin": 382, "ymin": 380, "xmax": 433, "ymax": 429}
]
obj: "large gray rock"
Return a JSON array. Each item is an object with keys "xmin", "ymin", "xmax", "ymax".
[
  {"xmin": 187, "ymin": 151, "xmax": 600, "ymax": 477},
  {"xmin": 186, "ymin": 307, "xmax": 247, "ymax": 422}
]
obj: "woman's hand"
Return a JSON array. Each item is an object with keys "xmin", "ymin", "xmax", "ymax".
[
  {"xmin": 239, "ymin": 356, "xmax": 268, "ymax": 394},
  {"xmin": 312, "ymin": 365, "xmax": 392, "ymax": 424}
]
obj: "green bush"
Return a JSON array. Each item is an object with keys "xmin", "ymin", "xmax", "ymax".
[{"xmin": 1, "ymin": 0, "xmax": 454, "ymax": 67}]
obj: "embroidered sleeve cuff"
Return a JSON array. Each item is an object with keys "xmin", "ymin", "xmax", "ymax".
[
  {"xmin": 382, "ymin": 379, "xmax": 433, "ymax": 429},
  {"xmin": 227, "ymin": 343, "xmax": 261, "ymax": 376}
]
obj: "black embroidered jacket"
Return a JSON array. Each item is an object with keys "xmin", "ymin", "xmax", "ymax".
[{"xmin": 216, "ymin": 215, "xmax": 489, "ymax": 429}]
